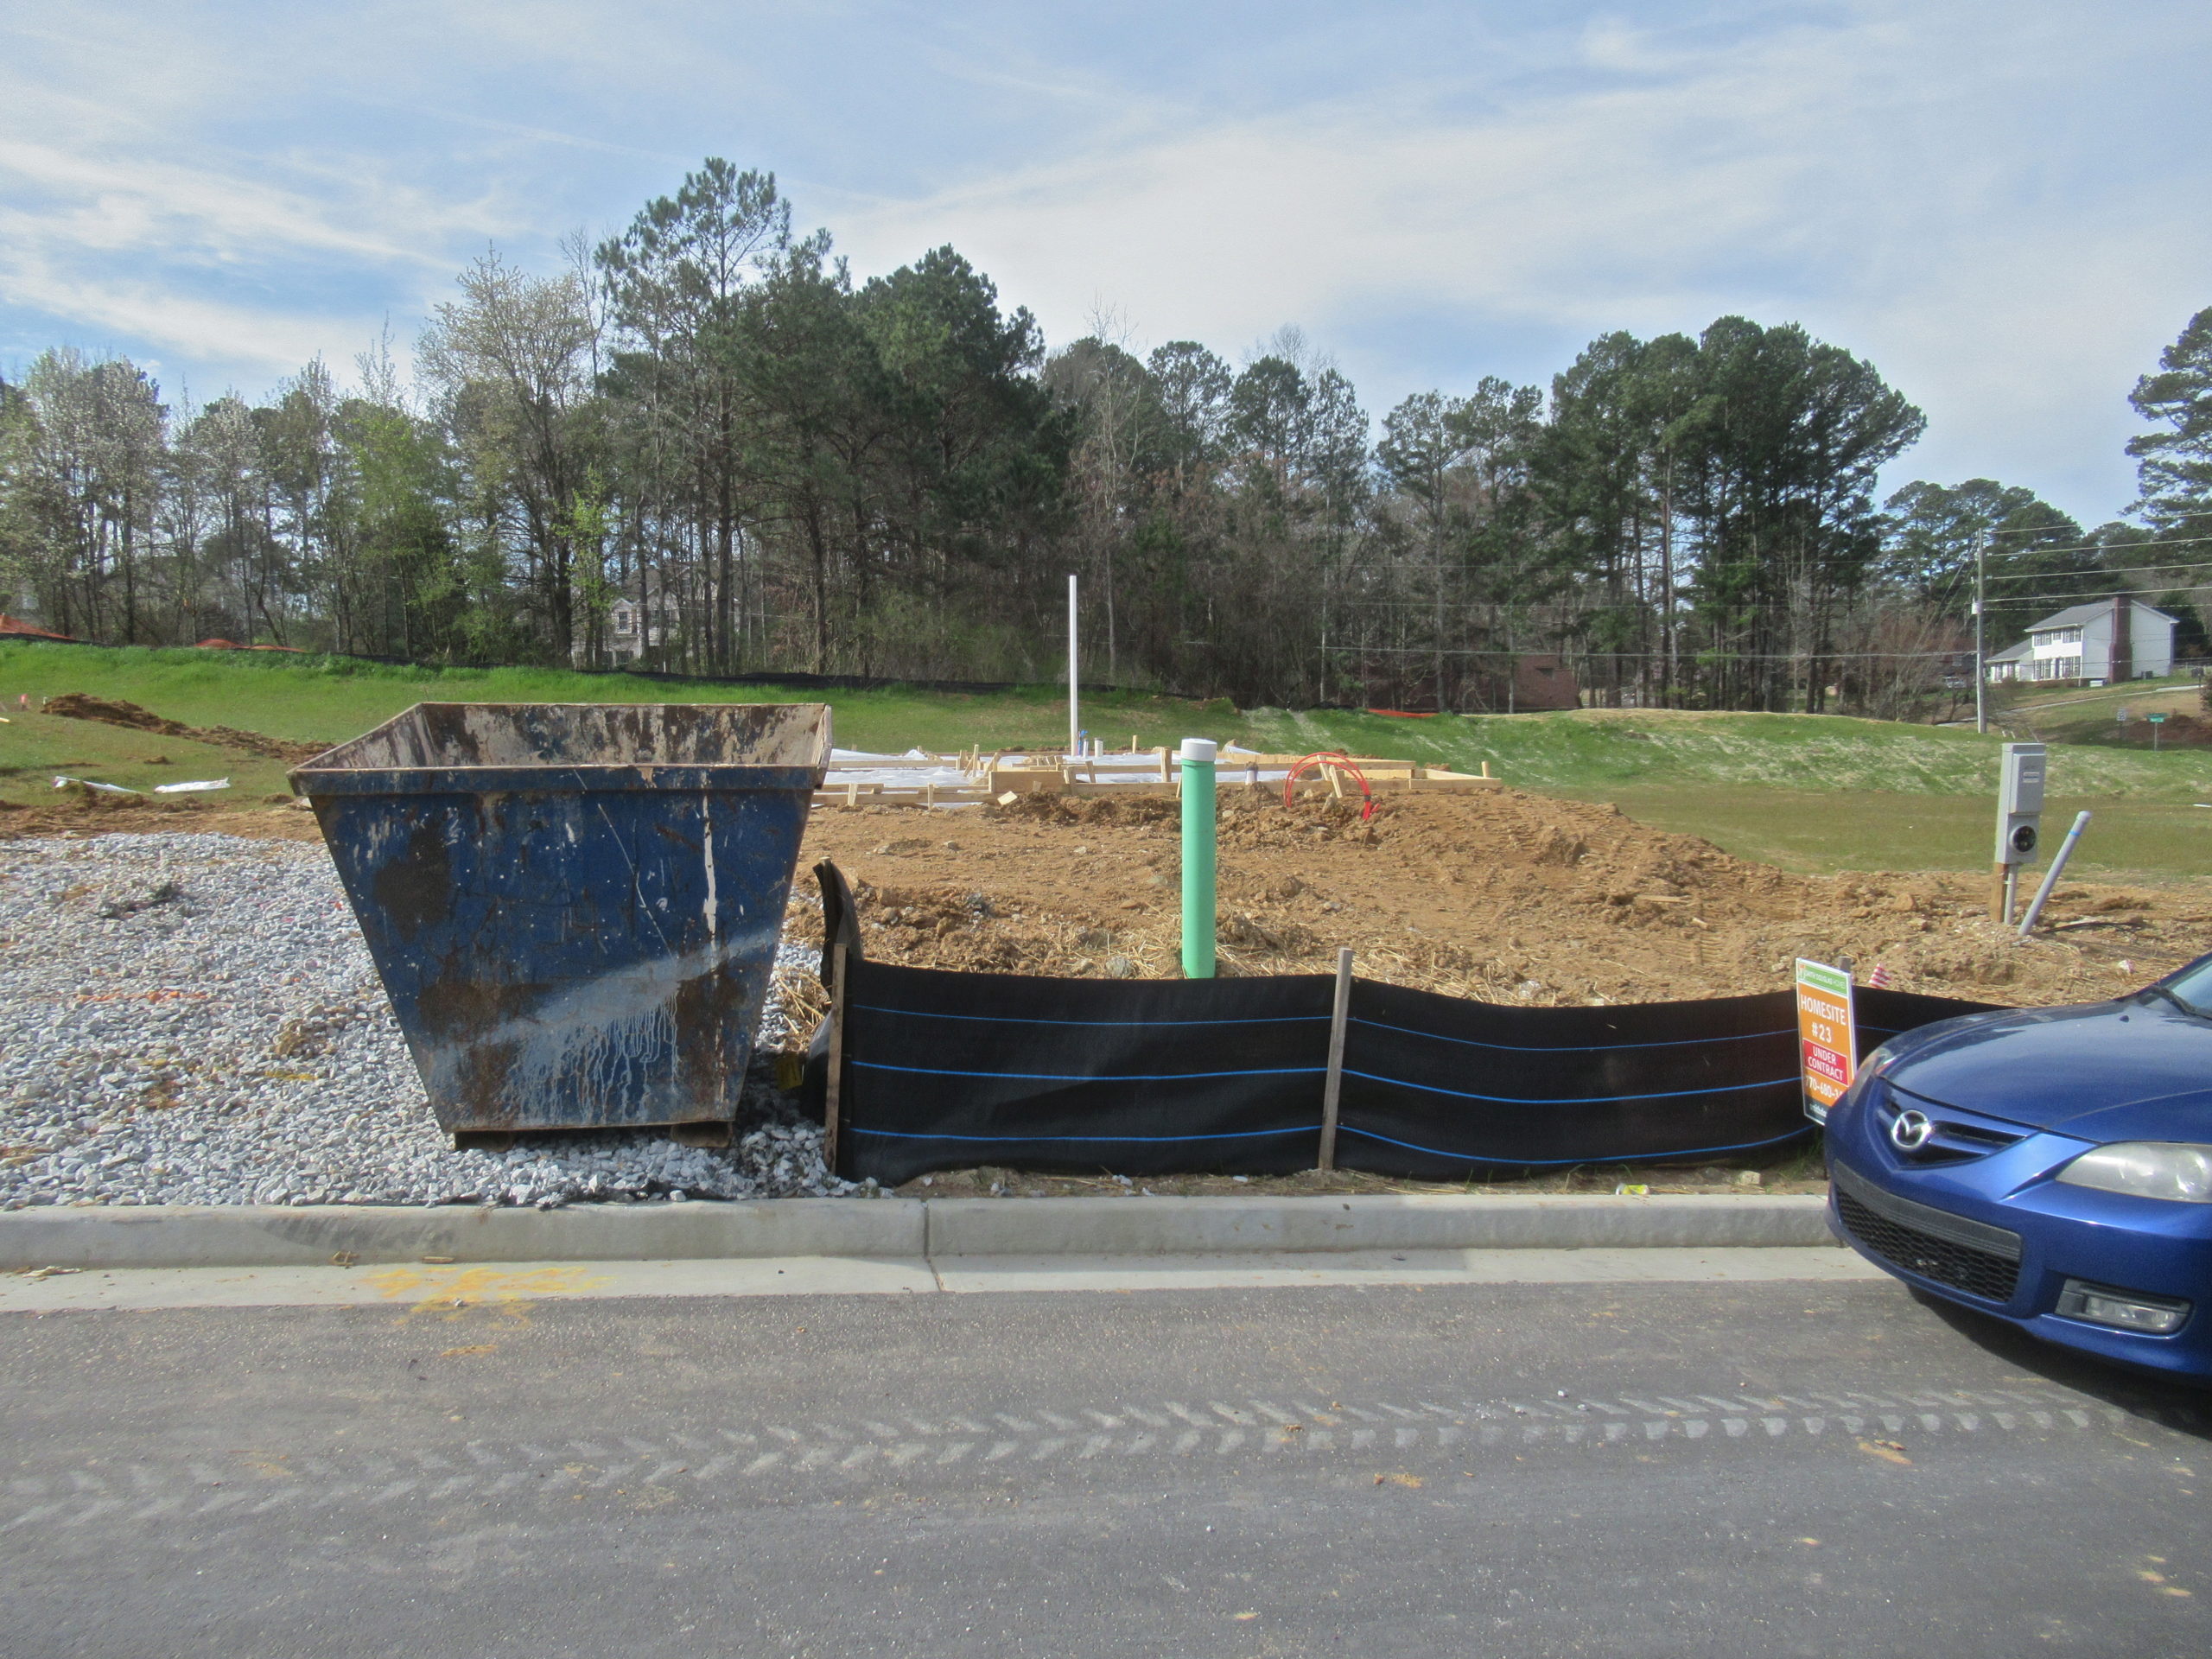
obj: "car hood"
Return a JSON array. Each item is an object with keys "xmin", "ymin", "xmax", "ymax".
[{"xmin": 1878, "ymin": 993, "xmax": 2212, "ymax": 1136}]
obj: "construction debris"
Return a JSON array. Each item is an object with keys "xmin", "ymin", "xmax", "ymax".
[{"xmin": 817, "ymin": 744, "xmax": 1497, "ymax": 810}]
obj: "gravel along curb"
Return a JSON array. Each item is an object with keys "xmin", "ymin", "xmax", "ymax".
[
  {"xmin": 0, "ymin": 834, "xmax": 849, "ymax": 1212},
  {"xmin": 0, "ymin": 1194, "xmax": 1834, "ymax": 1270}
]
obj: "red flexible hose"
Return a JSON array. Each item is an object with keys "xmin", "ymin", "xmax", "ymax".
[{"xmin": 1282, "ymin": 752, "xmax": 1377, "ymax": 821}]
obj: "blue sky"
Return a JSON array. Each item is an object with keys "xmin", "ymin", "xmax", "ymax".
[{"xmin": 3, "ymin": 0, "xmax": 2206, "ymax": 524}]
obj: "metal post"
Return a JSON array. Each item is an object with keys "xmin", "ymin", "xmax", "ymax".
[
  {"xmin": 1067, "ymin": 574, "xmax": 1079, "ymax": 760},
  {"xmin": 823, "ymin": 943, "xmax": 848, "ymax": 1176},
  {"xmin": 1319, "ymin": 947, "xmax": 1352, "ymax": 1171},
  {"xmin": 1974, "ymin": 531, "xmax": 1987, "ymax": 734},
  {"xmin": 2018, "ymin": 811, "xmax": 2092, "ymax": 939},
  {"xmin": 1179, "ymin": 737, "xmax": 1217, "ymax": 979}
]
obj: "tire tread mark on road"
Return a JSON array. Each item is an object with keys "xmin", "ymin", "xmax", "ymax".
[{"xmin": 1, "ymin": 1386, "xmax": 2164, "ymax": 1532}]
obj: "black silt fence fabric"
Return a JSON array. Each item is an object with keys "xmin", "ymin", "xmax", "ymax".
[
  {"xmin": 1332, "ymin": 982, "xmax": 1804, "ymax": 1179},
  {"xmin": 830, "ymin": 961, "xmax": 2003, "ymax": 1185},
  {"xmin": 836, "ymin": 959, "xmax": 1336, "ymax": 1185},
  {"xmin": 1853, "ymin": 985, "xmax": 2001, "ymax": 1046},
  {"xmin": 1331, "ymin": 981, "xmax": 1999, "ymax": 1179}
]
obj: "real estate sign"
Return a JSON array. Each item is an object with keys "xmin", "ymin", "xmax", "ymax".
[{"xmin": 1796, "ymin": 958, "xmax": 1857, "ymax": 1124}]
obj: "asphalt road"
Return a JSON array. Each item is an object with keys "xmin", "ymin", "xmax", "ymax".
[{"xmin": 5, "ymin": 1275, "xmax": 2209, "ymax": 1657}]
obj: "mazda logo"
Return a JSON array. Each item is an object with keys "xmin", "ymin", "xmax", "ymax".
[{"xmin": 1890, "ymin": 1109, "xmax": 1934, "ymax": 1152}]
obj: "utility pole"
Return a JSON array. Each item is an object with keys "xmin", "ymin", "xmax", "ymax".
[
  {"xmin": 1067, "ymin": 573, "xmax": 1080, "ymax": 758},
  {"xmin": 1974, "ymin": 530, "xmax": 1987, "ymax": 734}
]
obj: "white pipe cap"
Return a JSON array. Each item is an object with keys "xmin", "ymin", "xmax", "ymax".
[{"xmin": 1179, "ymin": 737, "xmax": 1217, "ymax": 764}]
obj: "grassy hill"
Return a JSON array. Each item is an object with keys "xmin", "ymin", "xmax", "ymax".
[
  {"xmin": 1993, "ymin": 674, "xmax": 2205, "ymax": 747},
  {"xmin": 6, "ymin": 642, "xmax": 2209, "ymax": 881}
]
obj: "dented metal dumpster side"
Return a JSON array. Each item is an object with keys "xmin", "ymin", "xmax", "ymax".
[{"xmin": 291, "ymin": 702, "xmax": 830, "ymax": 1137}]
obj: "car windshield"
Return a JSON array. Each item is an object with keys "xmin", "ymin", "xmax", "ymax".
[{"xmin": 2159, "ymin": 959, "xmax": 2212, "ymax": 1018}]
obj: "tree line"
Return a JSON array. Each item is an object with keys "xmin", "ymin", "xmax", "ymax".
[{"xmin": 4, "ymin": 157, "xmax": 2209, "ymax": 716}]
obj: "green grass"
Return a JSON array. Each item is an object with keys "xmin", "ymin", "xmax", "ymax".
[
  {"xmin": 9, "ymin": 641, "xmax": 2208, "ymax": 798},
  {"xmin": 1243, "ymin": 705, "xmax": 2212, "ymax": 803},
  {"xmin": 1550, "ymin": 785, "xmax": 2212, "ymax": 880},
  {"xmin": 0, "ymin": 644, "xmax": 1240, "ymax": 760},
  {"xmin": 1992, "ymin": 674, "xmax": 2205, "ymax": 747},
  {"xmin": 0, "ymin": 709, "xmax": 296, "ymax": 805},
  {"xmin": 7, "ymin": 642, "xmax": 2210, "ymax": 880}
]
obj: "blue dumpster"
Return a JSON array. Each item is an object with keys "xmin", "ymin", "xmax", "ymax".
[{"xmin": 291, "ymin": 702, "xmax": 830, "ymax": 1141}]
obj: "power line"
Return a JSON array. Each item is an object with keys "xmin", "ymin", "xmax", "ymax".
[
  {"xmin": 1340, "ymin": 645, "xmax": 1976, "ymax": 662},
  {"xmin": 1989, "ymin": 508, "xmax": 2212, "ymax": 539},
  {"xmin": 1984, "ymin": 562, "xmax": 2212, "ymax": 584},
  {"xmin": 1978, "ymin": 585, "xmax": 2208, "ymax": 605},
  {"xmin": 1982, "ymin": 533, "xmax": 2212, "ymax": 558}
]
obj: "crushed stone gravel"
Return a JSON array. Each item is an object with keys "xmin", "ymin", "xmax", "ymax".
[{"xmin": 0, "ymin": 833, "xmax": 861, "ymax": 1210}]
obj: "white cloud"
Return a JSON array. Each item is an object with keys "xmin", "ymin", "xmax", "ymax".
[
  {"xmin": 831, "ymin": 2, "xmax": 2210, "ymax": 518},
  {"xmin": 1, "ymin": 0, "xmax": 2204, "ymax": 519},
  {"xmin": 0, "ymin": 234, "xmax": 380, "ymax": 378}
]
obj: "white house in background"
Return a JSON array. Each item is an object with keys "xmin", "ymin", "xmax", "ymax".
[
  {"xmin": 594, "ymin": 584, "xmax": 689, "ymax": 666},
  {"xmin": 1985, "ymin": 597, "xmax": 2177, "ymax": 685}
]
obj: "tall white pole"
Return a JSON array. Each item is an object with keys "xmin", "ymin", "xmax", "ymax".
[
  {"xmin": 1974, "ymin": 531, "xmax": 1987, "ymax": 734},
  {"xmin": 1067, "ymin": 573, "xmax": 1080, "ymax": 758}
]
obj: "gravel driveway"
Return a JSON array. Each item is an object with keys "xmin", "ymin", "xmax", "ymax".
[{"xmin": 0, "ymin": 834, "xmax": 849, "ymax": 1209}]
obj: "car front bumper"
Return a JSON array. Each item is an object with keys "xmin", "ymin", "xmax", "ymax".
[{"xmin": 1827, "ymin": 1081, "xmax": 2212, "ymax": 1379}]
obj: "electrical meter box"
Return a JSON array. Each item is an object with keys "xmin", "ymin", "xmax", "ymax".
[{"xmin": 1994, "ymin": 742, "xmax": 2046, "ymax": 866}]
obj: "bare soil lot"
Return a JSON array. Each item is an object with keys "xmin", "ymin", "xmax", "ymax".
[
  {"xmin": 19, "ymin": 780, "xmax": 2205, "ymax": 1199},
  {"xmin": 23, "ymin": 779, "xmax": 2202, "ymax": 1011},
  {"xmin": 802, "ymin": 786, "xmax": 2209, "ymax": 1008}
]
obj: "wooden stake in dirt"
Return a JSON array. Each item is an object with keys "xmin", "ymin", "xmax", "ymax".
[
  {"xmin": 824, "ymin": 943, "xmax": 849, "ymax": 1178},
  {"xmin": 1319, "ymin": 947, "xmax": 1353, "ymax": 1171}
]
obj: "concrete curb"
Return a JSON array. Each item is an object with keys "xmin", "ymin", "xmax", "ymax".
[
  {"xmin": 925, "ymin": 1194, "xmax": 1834, "ymax": 1256},
  {"xmin": 0, "ymin": 1198, "xmax": 926, "ymax": 1270},
  {"xmin": 0, "ymin": 1193, "xmax": 1834, "ymax": 1270}
]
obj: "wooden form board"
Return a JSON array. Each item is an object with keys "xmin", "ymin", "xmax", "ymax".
[{"xmin": 816, "ymin": 766, "xmax": 1498, "ymax": 810}]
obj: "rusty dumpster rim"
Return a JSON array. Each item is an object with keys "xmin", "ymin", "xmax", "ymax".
[{"xmin": 289, "ymin": 765, "xmax": 828, "ymax": 795}]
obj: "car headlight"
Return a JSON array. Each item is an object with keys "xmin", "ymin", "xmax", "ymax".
[{"xmin": 2056, "ymin": 1143, "xmax": 2212, "ymax": 1204}]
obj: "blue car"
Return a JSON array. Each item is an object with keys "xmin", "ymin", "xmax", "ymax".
[{"xmin": 1827, "ymin": 954, "xmax": 2212, "ymax": 1379}]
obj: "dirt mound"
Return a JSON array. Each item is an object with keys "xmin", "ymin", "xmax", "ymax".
[
  {"xmin": 44, "ymin": 694, "xmax": 326, "ymax": 764},
  {"xmin": 0, "ymin": 790, "xmax": 324, "ymax": 843},
  {"xmin": 799, "ymin": 785, "xmax": 2211, "ymax": 1009}
]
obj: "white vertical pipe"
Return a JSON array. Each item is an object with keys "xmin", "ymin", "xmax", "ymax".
[
  {"xmin": 1067, "ymin": 573, "xmax": 1079, "ymax": 759},
  {"xmin": 2018, "ymin": 811, "xmax": 2092, "ymax": 939}
]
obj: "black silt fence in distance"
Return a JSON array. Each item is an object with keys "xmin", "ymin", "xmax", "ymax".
[
  {"xmin": 837, "ymin": 958, "xmax": 1337, "ymax": 1185},
  {"xmin": 829, "ymin": 959, "xmax": 2002, "ymax": 1187}
]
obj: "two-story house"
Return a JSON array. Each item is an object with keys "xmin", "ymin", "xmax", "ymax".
[{"xmin": 1984, "ymin": 596, "xmax": 2177, "ymax": 686}]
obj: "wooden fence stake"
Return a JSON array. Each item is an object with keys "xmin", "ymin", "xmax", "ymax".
[
  {"xmin": 823, "ymin": 943, "xmax": 849, "ymax": 1177},
  {"xmin": 1319, "ymin": 947, "xmax": 1353, "ymax": 1171}
]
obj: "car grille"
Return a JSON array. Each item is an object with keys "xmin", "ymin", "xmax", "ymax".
[
  {"xmin": 1832, "ymin": 1165, "xmax": 2023, "ymax": 1304},
  {"xmin": 1873, "ymin": 1085, "xmax": 2030, "ymax": 1166}
]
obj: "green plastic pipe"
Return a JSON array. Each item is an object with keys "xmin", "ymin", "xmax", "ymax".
[{"xmin": 1179, "ymin": 736, "xmax": 1217, "ymax": 979}]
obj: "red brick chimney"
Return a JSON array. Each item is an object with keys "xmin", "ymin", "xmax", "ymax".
[{"xmin": 2111, "ymin": 594, "xmax": 2133, "ymax": 683}]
